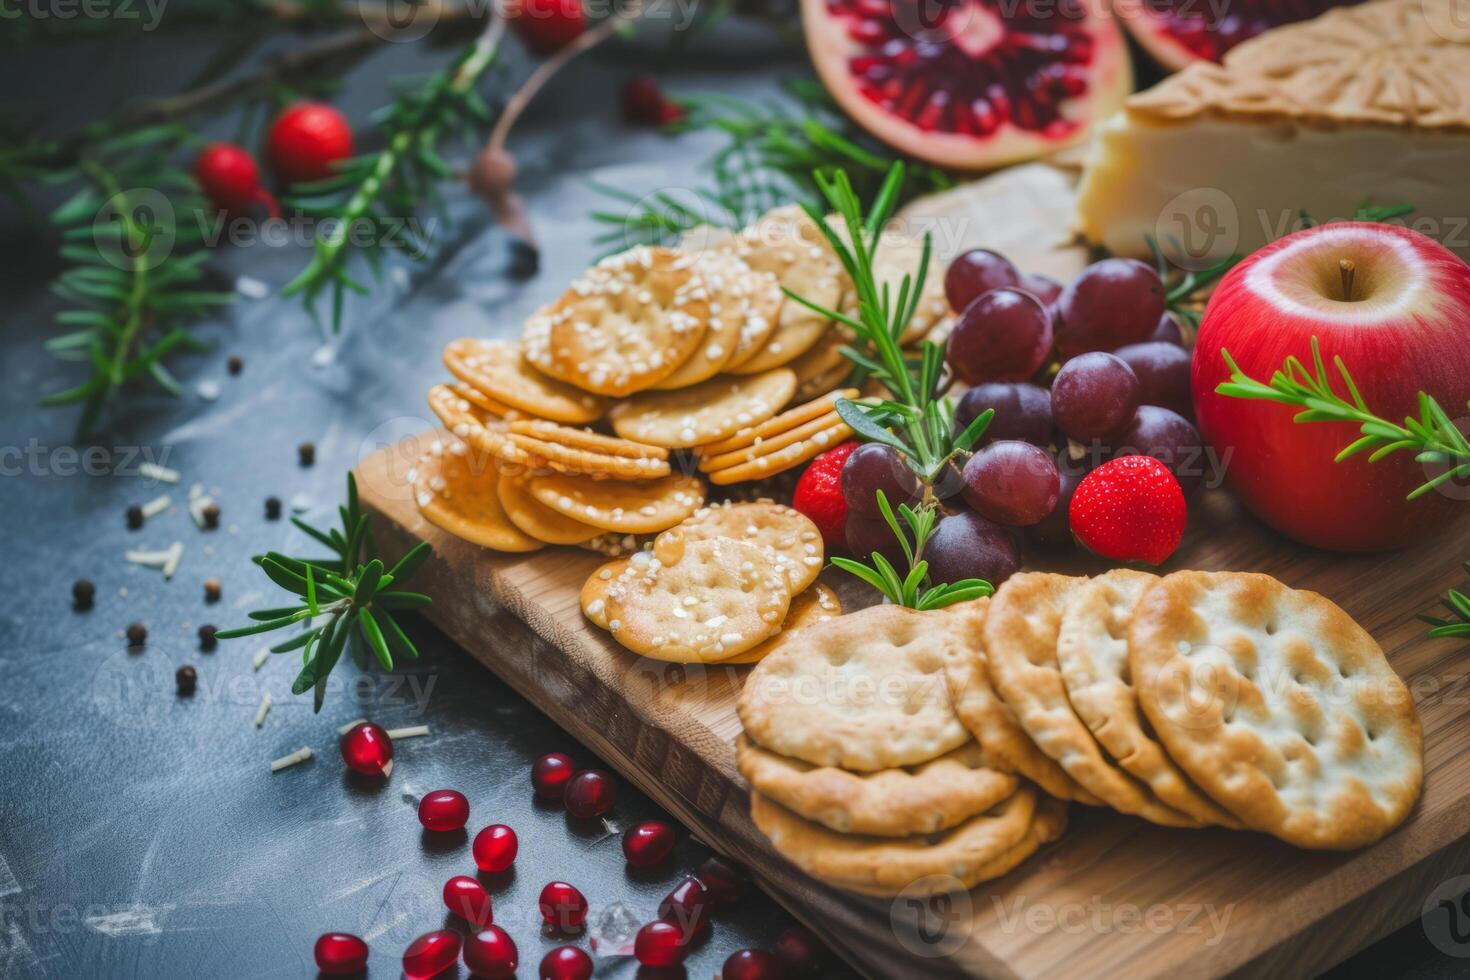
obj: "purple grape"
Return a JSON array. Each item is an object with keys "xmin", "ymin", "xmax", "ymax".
[
  {"xmin": 945, "ymin": 288, "xmax": 1053, "ymax": 385},
  {"xmin": 1051, "ymin": 352, "xmax": 1140, "ymax": 441},
  {"xmin": 1149, "ymin": 312, "xmax": 1185, "ymax": 347},
  {"xmin": 841, "ymin": 443, "xmax": 919, "ymax": 519},
  {"xmin": 953, "ymin": 382, "xmax": 1053, "ymax": 447},
  {"xmin": 845, "ymin": 513, "xmax": 911, "ymax": 567},
  {"xmin": 1054, "ymin": 258, "xmax": 1166, "ymax": 357},
  {"xmin": 1026, "ymin": 463, "xmax": 1086, "ymax": 549},
  {"xmin": 1112, "ymin": 405, "xmax": 1205, "ymax": 494},
  {"xmin": 1020, "ymin": 272, "xmax": 1063, "ymax": 307},
  {"xmin": 944, "ymin": 249, "xmax": 1021, "ymax": 312},
  {"xmin": 961, "ymin": 441, "xmax": 1060, "ymax": 526},
  {"xmin": 1112, "ymin": 341, "xmax": 1193, "ymax": 418},
  {"xmin": 922, "ymin": 511, "xmax": 1020, "ymax": 587}
]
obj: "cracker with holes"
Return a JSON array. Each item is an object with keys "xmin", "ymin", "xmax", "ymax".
[
  {"xmin": 653, "ymin": 250, "xmax": 783, "ymax": 389},
  {"xmin": 411, "ymin": 438, "xmax": 542, "ymax": 553},
  {"xmin": 533, "ymin": 245, "xmax": 711, "ymax": 396},
  {"xmin": 609, "ymin": 369, "xmax": 797, "ymax": 449},
  {"xmin": 738, "ymin": 603, "xmax": 971, "ymax": 771},
  {"xmin": 659, "ymin": 500, "xmax": 825, "ymax": 594},
  {"xmin": 444, "ymin": 338, "xmax": 607, "ymax": 424},
  {"xmin": 1057, "ymin": 570, "xmax": 1242, "ymax": 827},
  {"xmin": 986, "ymin": 573, "xmax": 1200, "ymax": 827},
  {"xmin": 704, "ymin": 418, "xmax": 852, "ymax": 486},
  {"xmin": 527, "ymin": 472, "xmax": 704, "ymax": 534},
  {"xmin": 720, "ymin": 583, "xmax": 842, "ymax": 666},
  {"xmin": 1130, "ymin": 571, "xmax": 1423, "ymax": 849},
  {"xmin": 604, "ymin": 539, "xmax": 792, "ymax": 662},
  {"xmin": 498, "ymin": 474, "xmax": 603, "ymax": 546},
  {"xmin": 750, "ymin": 783, "xmax": 1066, "ymax": 897},
  {"xmin": 738, "ymin": 736, "xmax": 1019, "ymax": 837}
]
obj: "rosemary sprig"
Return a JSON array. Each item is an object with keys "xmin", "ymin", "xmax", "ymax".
[
  {"xmin": 1216, "ymin": 336, "xmax": 1470, "ymax": 500},
  {"xmin": 829, "ymin": 492, "xmax": 995, "ymax": 610},
  {"xmin": 1420, "ymin": 569, "xmax": 1470, "ymax": 638},
  {"xmin": 216, "ymin": 474, "xmax": 434, "ymax": 711},
  {"xmin": 1142, "ymin": 234, "xmax": 1239, "ymax": 332}
]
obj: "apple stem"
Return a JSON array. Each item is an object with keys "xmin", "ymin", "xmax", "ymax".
[{"xmin": 1339, "ymin": 259, "xmax": 1356, "ymax": 302}]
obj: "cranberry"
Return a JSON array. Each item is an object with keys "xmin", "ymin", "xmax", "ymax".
[
  {"xmin": 539, "ymin": 944, "xmax": 593, "ymax": 980},
  {"xmin": 539, "ymin": 880, "xmax": 588, "ymax": 931},
  {"xmin": 266, "ymin": 102, "xmax": 354, "ymax": 185},
  {"xmin": 622, "ymin": 76, "xmax": 665, "ymax": 126},
  {"xmin": 418, "ymin": 789, "xmax": 469, "ymax": 831},
  {"xmin": 774, "ymin": 925, "xmax": 825, "ymax": 976},
  {"xmin": 622, "ymin": 820, "xmax": 675, "ymax": 867},
  {"xmin": 194, "ymin": 143, "xmax": 278, "ymax": 217},
  {"xmin": 506, "ymin": 0, "xmax": 587, "ymax": 55},
  {"xmin": 339, "ymin": 721, "xmax": 393, "ymax": 777},
  {"xmin": 463, "ymin": 925, "xmax": 518, "ymax": 979},
  {"xmin": 658, "ymin": 875, "xmax": 711, "ymax": 938},
  {"xmin": 724, "ymin": 948, "xmax": 785, "ymax": 980},
  {"xmin": 562, "ymin": 769, "xmax": 616, "ymax": 818},
  {"xmin": 698, "ymin": 854, "xmax": 747, "ymax": 907},
  {"xmin": 634, "ymin": 919, "xmax": 690, "ymax": 968},
  {"xmin": 472, "ymin": 824, "xmax": 519, "ymax": 872},
  {"xmin": 402, "ymin": 929, "xmax": 461, "ymax": 980},
  {"xmin": 442, "ymin": 874, "xmax": 494, "ymax": 926},
  {"xmin": 532, "ymin": 752, "xmax": 575, "ymax": 800},
  {"xmin": 313, "ymin": 932, "xmax": 368, "ymax": 975}
]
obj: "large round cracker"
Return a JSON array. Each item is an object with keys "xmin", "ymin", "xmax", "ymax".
[
  {"xmin": 411, "ymin": 438, "xmax": 541, "ymax": 553},
  {"xmin": 985, "ymin": 573, "xmax": 1200, "ymax": 827},
  {"xmin": 719, "ymin": 583, "xmax": 842, "ymax": 666},
  {"xmin": 444, "ymin": 338, "xmax": 607, "ymax": 423},
  {"xmin": 609, "ymin": 369, "xmax": 797, "ymax": 449},
  {"xmin": 657, "ymin": 500, "xmax": 824, "ymax": 594},
  {"xmin": 1130, "ymin": 571, "xmax": 1423, "ymax": 850},
  {"xmin": 527, "ymin": 472, "xmax": 705, "ymax": 534},
  {"xmin": 1057, "ymin": 570, "xmax": 1242, "ymax": 828},
  {"xmin": 653, "ymin": 250, "xmax": 782, "ymax": 389}
]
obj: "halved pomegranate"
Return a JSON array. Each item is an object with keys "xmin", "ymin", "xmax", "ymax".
[
  {"xmin": 802, "ymin": 0, "xmax": 1132, "ymax": 170},
  {"xmin": 1120, "ymin": 0, "xmax": 1358, "ymax": 71}
]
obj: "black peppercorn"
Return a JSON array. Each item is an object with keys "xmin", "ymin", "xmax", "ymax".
[
  {"xmin": 203, "ymin": 578, "xmax": 222, "ymax": 602},
  {"xmin": 298, "ymin": 442, "xmax": 316, "ymax": 467},
  {"xmin": 72, "ymin": 579, "xmax": 95, "ymax": 611},
  {"xmin": 176, "ymin": 665, "xmax": 197, "ymax": 695},
  {"xmin": 264, "ymin": 496, "xmax": 282, "ymax": 520},
  {"xmin": 198, "ymin": 624, "xmax": 218, "ymax": 651},
  {"xmin": 126, "ymin": 622, "xmax": 147, "ymax": 646},
  {"xmin": 126, "ymin": 505, "xmax": 144, "ymax": 530},
  {"xmin": 227, "ymin": 355, "xmax": 243, "ymax": 375},
  {"xmin": 201, "ymin": 503, "xmax": 221, "ymax": 530}
]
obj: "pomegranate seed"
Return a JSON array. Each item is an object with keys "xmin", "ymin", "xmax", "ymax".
[
  {"xmin": 442, "ymin": 874, "xmax": 494, "ymax": 926},
  {"xmin": 622, "ymin": 820, "xmax": 675, "ymax": 867},
  {"xmin": 539, "ymin": 944, "xmax": 593, "ymax": 980},
  {"xmin": 418, "ymin": 789, "xmax": 469, "ymax": 831},
  {"xmin": 699, "ymin": 854, "xmax": 748, "ymax": 907},
  {"xmin": 463, "ymin": 925, "xmax": 518, "ymax": 979},
  {"xmin": 472, "ymin": 824, "xmax": 519, "ymax": 872},
  {"xmin": 563, "ymin": 769, "xmax": 616, "ymax": 818},
  {"xmin": 658, "ymin": 875, "xmax": 711, "ymax": 938},
  {"xmin": 402, "ymin": 929, "xmax": 461, "ymax": 980},
  {"xmin": 339, "ymin": 721, "xmax": 393, "ymax": 777},
  {"xmin": 532, "ymin": 752, "xmax": 575, "ymax": 799},
  {"xmin": 634, "ymin": 919, "xmax": 689, "ymax": 968},
  {"xmin": 313, "ymin": 932, "xmax": 368, "ymax": 975},
  {"xmin": 723, "ymin": 948, "xmax": 784, "ymax": 980},
  {"xmin": 539, "ymin": 880, "xmax": 588, "ymax": 931},
  {"xmin": 775, "ymin": 925, "xmax": 826, "ymax": 976}
]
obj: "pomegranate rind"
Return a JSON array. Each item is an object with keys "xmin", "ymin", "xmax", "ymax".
[
  {"xmin": 801, "ymin": 0, "xmax": 1133, "ymax": 171},
  {"xmin": 1116, "ymin": 5, "xmax": 1199, "ymax": 71}
]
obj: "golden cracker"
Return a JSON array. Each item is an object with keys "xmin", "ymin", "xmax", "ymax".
[
  {"xmin": 608, "ymin": 369, "xmax": 797, "ymax": 449},
  {"xmin": 527, "ymin": 471, "xmax": 705, "ymax": 534},
  {"xmin": 444, "ymin": 337, "xmax": 607, "ymax": 423}
]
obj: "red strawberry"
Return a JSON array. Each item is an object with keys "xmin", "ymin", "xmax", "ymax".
[
  {"xmin": 1069, "ymin": 455, "xmax": 1186, "ymax": 565},
  {"xmin": 792, "ymin": 441, "xmax": 859, "ymax": 550}
]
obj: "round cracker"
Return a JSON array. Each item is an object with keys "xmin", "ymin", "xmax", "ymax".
[
  {"xmin": 1130, "ymin": 571, "xmax": 1423, "ymax": 850},
  {"xmin": 720, "ymin": 583, "xmax": 842, "ymax": 666},
  {"xmin": 705, "ymin": 419, "xmax": 852, "ymax": 485},
  {"xmin": 527, "ymin": 472, "xmax": 705, "ymax": 534},
  {"xmin": 698, "ymin": 411, "xmax": 841, "ymax": 472},
  {"xmin": 604, "ymin": 539, "xmax": 791, "ymax": 662},
  {"xmin": 985, "ymin": 573, "xmax": 1201, "ymax": 828},
  {"xmin": 427, "ymin": 385, "xmax": 528, "ymax": 470},
  {"xmin": 444, "ymin": 337, "xmax": 607, "ymax": 424},
  {"xmin": 738, "ymin": 603, "xmax": 971, "ymax": 772},
  {"xmin": 738, "ymin": 736, "xmax": 1019, "ymax": 837},
  {"xmin": 699, "ymin": 388, "xmax": 859, "ymax": 456},
  {"xmin": 750, "ymin": 784, "xmax": 1066, "ymax": 897},
  {"xmin": 508, "ymin": 419, "xmax": 667, "ymax": 460},
  {"xmin": 580, "ymin": 558, "xmax": 627, "ymax": 629},
  {"xmin": 656, "ymin": 500, "xmax": 824, "ymax": 594},
  {"xmin": 1057, "ymin": 570, "xmax": 1243, "ymax": 828},
  {"xmin": 653, "ymin": 251, "xmax": 782, "ymax": 389},
  {"xmin": 506, "ymin": 432, "xmax": 672, "ymax": 480},
  {"xmin": 609, "ymin": 370, "xmax": 797, "ymax": 449},
  {"xmin": 411, "ymin": 438, "xmax": 542, "ymax": 553},
  {"xmin": 498, "ymin": 474, "xmax": 603, "ymax": 546},
  {"xmin": 449, "ymin": 381, "xmax": 518, "ymax": 418}
]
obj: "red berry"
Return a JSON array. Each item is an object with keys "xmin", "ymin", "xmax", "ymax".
[
  {"xmin": 418, "ymin": 789, "xmax": 469, "ymax": 831},
  {"xmin": 313, "ymin": 932, "xmax": 368, "ymax": 975},
  {"xmin": 791, "ymin": 441, "xmax": 859, "ymax": 550},
  {"xmin": 774, "ymin": 926, "xmax": 825, "ymax": 976},
  {"xmin": 339, "ymin": 721, "xmax": 393, "ymax": 777},
  {"xmin": 698, "ymin": 854, "xmax": 747, "ymax": 907},
  {"xmin": 532, "ymin": 752, "xmax": 575, "ymax": 799},
  {"xmin": 540, "ymin": 945, "xmax": 593, "ymax": 980},
  {"xmin": 622, "ymin": 76, "xmax": 665, "ymax": 126},
  {"xmin": 505, "ymin": 0, "xmax": 587, "ymax": 55},
  {"xmin": 658, "ymin": 875, "xmax": 710, "ymax": 938},
  {"xmin": 472, "ymin": 824, "xmax": 519, "ymax": 872},
  {"xmin": 266, "ymin": 102, "xmax": 354, "ymax": 185},
  {"xmin": 194, "ymin": 143, "xmax": 278, "ymax": 216},
  {"xmin": 563, "ymin": 769, "xmax": 616, "ymax": 818},
  {"xmin": 403, "ymin": 929, "xmax": 461, "ymax": 980},
  {"xmin": 634, "ymin": 919, "xmax": 689, "ymax": 968},
  {"xmin": 443, "ymin": 874, "xmax": 494, "ymax": 926},
  {"xmin": 1069, "ymin": 455, "xmax": 1187, "ymax": 565},
  {"xmin": 724, "ymin": 948, "xmax": 785, "ymax": 980},
  {"xmin": 622, "ymin": 820, "xmax": 675, "ymax": 867},
  {"xmin": 539, "ymin": 880, "xmax": 588, "ymax": 930},
  {"xmin": 463, "ymin": 925, "xmax": 518, "ymax": 979},
  {"xmin": 655, "ymin": 99, "xmax": 687, "ymax": 126}
]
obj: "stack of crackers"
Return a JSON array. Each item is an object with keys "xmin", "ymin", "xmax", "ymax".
[
  {"xmin": 410, "ymin": 206, "xmax": 951, "ymax": 553},
  {"xmin": 738, "ymin": 569, "xmax": 1424, "ymax": 897},
  {"xmin": 580, "ymin": 501, "xmax": 841, "ymax": 665}
]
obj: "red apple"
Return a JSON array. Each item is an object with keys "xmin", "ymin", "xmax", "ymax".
[{"xmin": 1193, "ymin": 222, "xmax": 1470, "ymax": 551}]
